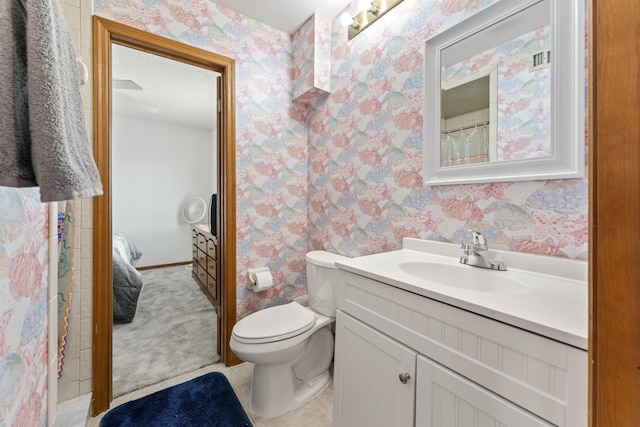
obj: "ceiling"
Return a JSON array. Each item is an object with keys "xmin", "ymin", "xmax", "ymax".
[
  {"xmin": 212, "ymin": 0, "xmax": 350, "ymax": 34},
  {"xmin": 112, "ymin": 44, "xmax": 219, "ymax": 130},
  {"xmin": 112, "ymin": 0, "xmax": 350, "ymax": 130}
]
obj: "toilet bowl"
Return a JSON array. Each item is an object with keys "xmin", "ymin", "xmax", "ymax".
[{"xmin": 229, "ymin": 250, "xmax": 348, "ymax": 419}]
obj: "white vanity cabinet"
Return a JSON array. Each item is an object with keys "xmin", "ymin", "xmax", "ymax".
[
  {"xmin": 416, "ymin": 356, "xmax": 553, "ymax": 427},
  {"xmin": 334, "ymin": 311, "xmax": 416, "ymax": 427},
  {"xmin": 333, "ymin": 270, "xmax": 587, "ymax": 427}
]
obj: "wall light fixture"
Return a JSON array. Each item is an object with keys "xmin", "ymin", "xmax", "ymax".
[{"xmin": 339, "ymin": 0, "xmax": 405, "ymax": 39}]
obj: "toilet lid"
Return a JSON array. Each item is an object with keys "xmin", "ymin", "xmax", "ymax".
[{"xmin": 232, "ymin": 302, "xmax": 316, "ymax": 344}]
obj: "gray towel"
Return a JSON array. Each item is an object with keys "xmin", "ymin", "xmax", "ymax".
[{"xmin": 0, "ymin": 0, "xmax": 103, "ymax": 202}]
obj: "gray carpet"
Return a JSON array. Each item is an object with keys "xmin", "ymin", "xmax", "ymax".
[{"xmin": 113, "ymin": 265, "xmax": 220, "ymax": 397}]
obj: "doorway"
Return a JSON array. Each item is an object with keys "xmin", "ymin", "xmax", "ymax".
[
  {"xmin": 92, "ymin": 16, "xmax": 240, "ymax": 415},
  {"xmin": 112, "ymin": 43, "xmax": 221, "ymax": 396}
]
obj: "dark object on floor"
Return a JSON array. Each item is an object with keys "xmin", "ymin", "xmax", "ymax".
[
  {"xmin": 99, "ymin": 372, "xmax": 252, "ymax": 427},
  {"xmin": 112, "ymin": 234, "xmax": 144, "ymax": 324}
]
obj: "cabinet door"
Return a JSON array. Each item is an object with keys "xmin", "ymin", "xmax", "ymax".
[
  {"xmin": 416, "ymin": 355, "xmax": 554, "ymax": 427},
  {"xmin": 334, "ymin": 311, "xmax": 416, "ymax": 427}
]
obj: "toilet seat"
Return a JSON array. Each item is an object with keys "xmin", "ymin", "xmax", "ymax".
[{"xmin": 232, "ymin": 302, "xmax": 316, "ymax": 344}]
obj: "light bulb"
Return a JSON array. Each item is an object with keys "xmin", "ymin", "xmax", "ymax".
[
  {"xmin": 339, "ymin": 12, "xmax": 354, "ymax": 27},
  {"xmin": 356, "ymin": 0, "xmax": 371, "ymax": 12}
]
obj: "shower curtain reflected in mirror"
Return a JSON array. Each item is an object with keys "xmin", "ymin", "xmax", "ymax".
[{"xmin": 440, "ymin": 121, "xmax": 491, "ymax": 166}]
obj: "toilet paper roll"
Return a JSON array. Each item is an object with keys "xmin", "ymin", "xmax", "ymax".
[{"xmin": 248, "ymin": 269, "xmax": 273, "ymax": 292}]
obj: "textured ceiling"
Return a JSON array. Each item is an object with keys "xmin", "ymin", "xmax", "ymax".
[{"xmin": 112, "ymin": 44, "xmax": 219, "ymax": 131}]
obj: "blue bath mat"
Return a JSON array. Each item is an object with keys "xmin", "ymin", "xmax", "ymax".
[{"xmin": 100, "ymin": 372, "xmax": 252, "ymax": 427}]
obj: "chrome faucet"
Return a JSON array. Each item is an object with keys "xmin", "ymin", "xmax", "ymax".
[{"xmin": 460, "ymin": 231, "xmax": 506, "ymax": 271}]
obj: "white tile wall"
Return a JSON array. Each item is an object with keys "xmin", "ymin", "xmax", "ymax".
[{"xmin": 56, "ymin": 0, "xmax": 96, "ymax": 407}]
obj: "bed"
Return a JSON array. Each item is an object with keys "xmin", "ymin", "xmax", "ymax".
[{"xmin": 113, "ymin": 234, "xmax": 144, "ymax": 324}]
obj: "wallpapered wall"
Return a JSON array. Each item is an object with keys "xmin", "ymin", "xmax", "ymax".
[
  {"xmin": 306, "ymin": 0, "xmax": 587, "ymax": 260},
  {"xmin": 96, "ymin": 0, "xmax": 588, "ymax": 321},
  {"xmin": 0, "ymin": 188, "xmax": 49, "ymax": 427},
  {"xmin": 292, "ymin": 14, "xmax": 331, "ymax": 102},
  {"xmin": 95, "ymin": 0, "xmax": 311, "ymax": 320}
]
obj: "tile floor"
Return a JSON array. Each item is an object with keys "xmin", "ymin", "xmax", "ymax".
[
  {"xmin": 53, "ymin": 393, "xmax": 92, "ymax": 427},
  {"xmin": 82, "ymin": 362, "xmax": 333, "ymax": 427}
]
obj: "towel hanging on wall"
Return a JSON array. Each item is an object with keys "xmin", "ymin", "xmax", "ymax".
[{"xmin": 0, "ymin": 0, "xmax": 103, "ymax": 202}]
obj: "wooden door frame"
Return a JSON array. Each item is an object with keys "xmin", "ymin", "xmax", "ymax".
[
  {"xmin": 589, "ymin": 0, "xmax": 640, "ymax": 425},
  {"xmin": 92, "ymin": 16, "xmax": 240, "ymax": 416}
]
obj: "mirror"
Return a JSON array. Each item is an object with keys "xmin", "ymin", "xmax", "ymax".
[{"xmin": 424, "ymin": 0, "xmax": 585, "ymax": 185}]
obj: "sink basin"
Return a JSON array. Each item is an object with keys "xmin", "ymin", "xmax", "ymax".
[{"xmin": 398, "ymin": 262, "xmax": 530, "ymax": 294}]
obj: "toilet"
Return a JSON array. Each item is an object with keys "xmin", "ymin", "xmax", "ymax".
[{"xmin": 229, "ymin": 250, "xmax": 348, "ymax": 419}]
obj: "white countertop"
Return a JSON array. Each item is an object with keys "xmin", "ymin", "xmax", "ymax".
[{"xmin": 336, "ymin": 239, "xmax": 588, "ymax": 350}]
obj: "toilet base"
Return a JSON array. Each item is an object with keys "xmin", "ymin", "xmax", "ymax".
[
  {"xmin": 230, "ymin": 309, "xmax": 335, "ymax": 420},
  {"xmin": 249, "ymin": 367, "xmax": 331, "ymax": 419},
  {"xmin": 247, "ymin": 325, "xmax": 334, "ymax": 419}
]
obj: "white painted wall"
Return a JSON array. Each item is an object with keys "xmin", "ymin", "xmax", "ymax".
[{"xmin": 112, "ymin": 115, "xmax": 215, "ymax": 267}]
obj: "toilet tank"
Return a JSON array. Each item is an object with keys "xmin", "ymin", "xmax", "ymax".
[{"xmin": 306, "ymin": 250, "xmax": 349, "ymax": 317}]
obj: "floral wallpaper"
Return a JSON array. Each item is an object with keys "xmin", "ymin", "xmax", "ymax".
[
  {"xmin": 95, "ymin": 0, "xmax": 310, "ymax": 320},
  {"xmin": 96, "ymin": 0, "xmax": 588, "ymax": 321},
  {"xmin": 0, "ymin": 188, "xmax": 49, "ymax": 427},
  {"xmin": 292, "ymin": 14, "xmax": 331, "ymax": 103},
  {"xmin": 307, "ymin": 0, "xmax": 587, "ymax": 261}
]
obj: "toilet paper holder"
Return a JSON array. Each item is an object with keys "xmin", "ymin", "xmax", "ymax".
[
  {"xmin": 247, "ymin": 267, "xmax": 270, "ymax": 285},
  {"xmin": 247, "ymin": 268, "xmax": 273, "ymax": 292}
]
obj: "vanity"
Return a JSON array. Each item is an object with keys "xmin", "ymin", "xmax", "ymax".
[
  {"xmin": 331, "ymin": 0, "xmax": 587, "ymax": 423},
  {"xmin": 332, "ymin": 238, "xmax": 587, "ymax": 426}
]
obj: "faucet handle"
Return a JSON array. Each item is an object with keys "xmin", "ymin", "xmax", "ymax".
[
  {"xmin": 461, "ymin": 230, "xmax": 507, "ymax": 271},
  {"xmin": 472, "ymin": 231, "xmax": 486, "ymax": 246}
]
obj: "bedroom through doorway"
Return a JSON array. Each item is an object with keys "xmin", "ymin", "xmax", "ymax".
[{"xmin": 109, "ymin": 43, "xmax": 222, "ymax": 397}]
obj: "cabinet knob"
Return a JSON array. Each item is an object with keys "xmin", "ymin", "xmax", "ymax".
[{"xmin": 398, "ymin": 372, "xmax": 411, "ymax": 384}]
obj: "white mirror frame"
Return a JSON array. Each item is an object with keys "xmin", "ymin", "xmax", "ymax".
[{"xmin": 423, "ymin": 0, "xmax": 585, "ymax": 186}]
